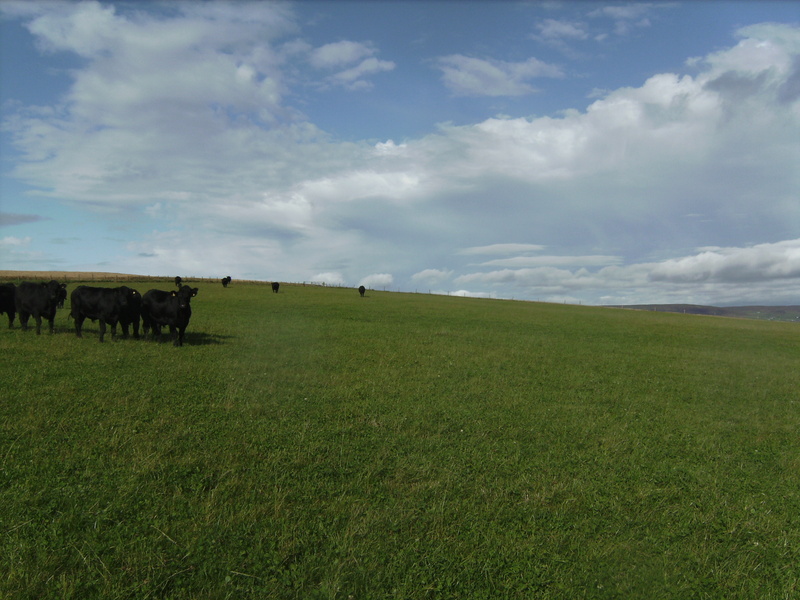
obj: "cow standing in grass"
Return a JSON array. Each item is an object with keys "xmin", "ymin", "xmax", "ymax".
[
  {"xmin": 222, "ymin": 276, "xmax": 232, "ymax": 288},
  {"xmin": 358, "ymin": 285, "xmax": 366, "ymax": 297},
  {"xmin": 117, "ymin": 286, "xmax": 142, "ymax": 339},
  {"xmin": 15, "ymin": 280, "xmax": 66, "ymax": 334},
  {"xmin": 70, "ymin": 285, "xmax": 129, "ymax": 342},
  {"xmin": 174, "ymin": 276, "xmax": 182, "ymax": 288},
  {"xmin": 142, "ymin": 285, "xmax": 198, "ymax": 346},
  {"xmin": 0, "ymin": 283, "xmax": 16, "ymax": 328},
  {"xmin": 271, "ymin": 282, "xmax": 280, "ymax": 293}
]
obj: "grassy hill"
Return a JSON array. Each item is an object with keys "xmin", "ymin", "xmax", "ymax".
[{"xmin": 2, "ymin": 279, "xmax": 799, "ymax": 598}]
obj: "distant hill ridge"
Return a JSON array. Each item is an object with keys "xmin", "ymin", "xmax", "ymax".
[
  {"xmin": 613, "ymin": 304, "xmax": 800, "ymax": 322},
  {"xmin": 0, "ymin": 270, "xmax": 264, "ymax": 284}
]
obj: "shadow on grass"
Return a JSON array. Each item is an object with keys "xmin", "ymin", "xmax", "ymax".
[
  {"xmin": 184, "ymin": 332, "xmax": 232, "ymax": 346},
  {"xmin": 143, "ymin": 331, "xmax": 233, "ymax": 346}
]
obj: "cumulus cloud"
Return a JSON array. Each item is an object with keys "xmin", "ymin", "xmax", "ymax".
[
  {"xmin": 359, "ymin": 273, "xmax": 393, "ymax": 288},
  {"xmin": 309, "ymin": 40, "xmax": 375, "ymax": 68},
  {"xmin": 454, "ymin": 240, "xmax": 800, "ymax": 306},
  {"xmin": 435, "ymin": 54, "xmax": 563, "ymax": 97},
  {"xmin": 311, "ymin": 272, "xmax": 345, "ymax": 286},
  {"xmin": 648, "ymin": 240, "xmax": 800, "ymax": 284}
]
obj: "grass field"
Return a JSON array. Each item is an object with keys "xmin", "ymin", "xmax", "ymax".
[{"xmin": 2, "ymin": 279, "xmax": 799, "ymax": 599}]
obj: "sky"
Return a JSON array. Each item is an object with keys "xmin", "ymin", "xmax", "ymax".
[{"xmin": 1, "ymin": 1, "xmax": 799, "ymax": 306}]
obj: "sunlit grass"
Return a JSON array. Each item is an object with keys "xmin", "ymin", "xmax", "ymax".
[{"xmin": 2, "ymin": 281, "xmax": 799, "ymax": 598}]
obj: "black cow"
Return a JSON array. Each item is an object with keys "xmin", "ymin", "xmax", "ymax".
[
  {"xmin": 358, "ymin": 285, "xmax": 366, "ymax": 297},
  {"xmin": 56, "ymin": 285, "xmax": 67, "ymax": 308},
  {"xmin": 174, "ymin": 276, "xmax": 182, "ymax": 288},
  {"xmin": 222, "ymin": 276, "xmax": 232, "ymax": 288},
  {"xmin": 15, "ymin": 280, "xmax": 66, "ymax": 334},
  {"xmin": 141, "ymin": 285, "xmax": 198, "ymax": 346},
  {"xmin": 271, "ymin": 282, "xmax": 280, "ymax": 293},
  {"xmin": 70, "ymin": 285, "xmax": 129, "ymax": 342},
  {"xmin": 0, "ymin": 283, "xmax": 16, "ymax": 328},
  {"xmin": 117, "ymin": 286, "xmax": 142, "ymax": 339}
]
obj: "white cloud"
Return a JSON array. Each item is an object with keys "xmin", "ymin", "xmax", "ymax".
[
  {"xmin": 1, "ymin": 236, "xmax": 32, "ymax": 247},
  {"xmin": 452, "ymin": 240, "xmax": 800, "ymax": 306},
  {"xmin": 459, "ymin": 244, "xmax": 546, "ymax": 256},
  {"xmin": 588, "ymin": 4, "xmax": 666, "ymax": 36},
  {"xmin": 411, "ymin": 269, "xmax": 453, "ymax": 284},
  {"xmin": 308, "ymin": 40, "xmax": 395, "ymax": 90},
  {"xmin": 359, "ymin": 273, "xmax": 393, "ymax": 288},
  {"xmin": 535, "ymin": 19, "xmax": 589, "ymax": 42},
  {"xmin": 480, "ymin": 255, "xmax": 622, "ymax": 268},
  {"xmin": 447, "ymin": 290, "xmax": 498, "ymax": 299},
  {"xmin": 326, "ymin": 57, "xmax": 396, "ymax": 90},
  {"xmin": 436, "ymin": 54, "xmax": 563, "ymax": 97},
  {"xmin": 309, "ymin": 40, "xmax": 375, "ymax": 69},
  {"xmin": 311, "ymin": 272, "xmax": 345, "ymax": 286},
  {"xmin": 648, "ymin": 240, "xmax": 800, "ymax": 284}
]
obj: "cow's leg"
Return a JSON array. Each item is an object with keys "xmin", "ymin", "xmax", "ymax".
[
  {"xmin": 34, "ymin": 313, "xmax": 42, "ymax": 335},
  {"xmin": 109, "ymin": 319, "xmax": 118, "ymax": 341},
  {"xmin": 75, "ymin": 315, "xmax": 85, "ymax": 338},
  {"xmin": 132, "ymin": 319, "xmax": 140, "ymax": 339},
  {"xmin": 98, "ymin": 320, "xmax": 106, "ymax": 342},
  {"xmin": 19, "ymin": 311, "xmax": 29, "ymax": 331}
]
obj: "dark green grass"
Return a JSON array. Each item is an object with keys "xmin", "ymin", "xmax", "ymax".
[{"xmin": 2, "ymin": 281, "xmax": 799, "ymax": 598}]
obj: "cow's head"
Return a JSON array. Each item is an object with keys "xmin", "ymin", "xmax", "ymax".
[
  {"xmin": 45, "ymin": 280, "xmax": 66, "ymax": 304},
  {"xmin": 173, "ymin": 285, "xmax": 198, "ymax": 309}
]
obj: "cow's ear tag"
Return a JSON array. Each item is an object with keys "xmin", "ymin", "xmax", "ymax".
[{"xmin": 171, "ymin": 291, "xmax": 178, "ymax": 297}]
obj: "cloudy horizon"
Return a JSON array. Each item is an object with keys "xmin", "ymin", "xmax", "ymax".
[{"xmin": 1, "ymin": 1, "xmax": 799, "ymax": 306}]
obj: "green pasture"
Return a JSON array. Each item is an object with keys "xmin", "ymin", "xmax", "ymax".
[{"xmin": 2, "ymin": 280, "xmax": 799, "ymax": 599}]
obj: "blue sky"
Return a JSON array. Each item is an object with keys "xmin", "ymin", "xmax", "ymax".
[{"xmin": 1, "ymin": 1, "xmax": 799, "ymax": 305}]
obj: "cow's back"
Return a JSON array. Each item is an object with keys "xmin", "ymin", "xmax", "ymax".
[
  {"xmin": 16, "ymin": 281, "xmax": 61, "ymax": 315},
  {"xmin": 71, "ymin": 286, "xmax": 125, "ymax": 320}
]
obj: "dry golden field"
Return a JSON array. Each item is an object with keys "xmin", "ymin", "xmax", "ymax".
[{"xmin": 0, "ymin": 271, "xmax": 272, "ymax": 285}]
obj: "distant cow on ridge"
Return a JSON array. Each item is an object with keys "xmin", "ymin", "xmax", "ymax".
[
  {"xmin": 358, "ymin": 285, "xmax": 366, "ymax": 297},
  {"xmin": 142, "ymin": 285, "xmax": 198, "ymax": 347},
  {"xmin": 0, "ymin": 283, "xmax": 16, "ymax": 328},
  {"xmin": 70, "ymin": 285, "xmax": 130, "ymax": 342},
  {"xmin": 271, "ymin": 282, "xmax": 280, "ymax": 293},
  {"xmin": 15, "ymin": 280, "xmax": 67, "ymax": 334},
  {"xmin": 222, "ymin": 276, "xmax": 232, "ymax": 288},
  {"xmin": 174, "ymin": 276, "xmax": 182, "ymax": 288}
]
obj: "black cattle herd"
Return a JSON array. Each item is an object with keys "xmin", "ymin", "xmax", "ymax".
[{"xmin": 0, "ymin": 277, "xmax": 368, "ymax": 346}]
